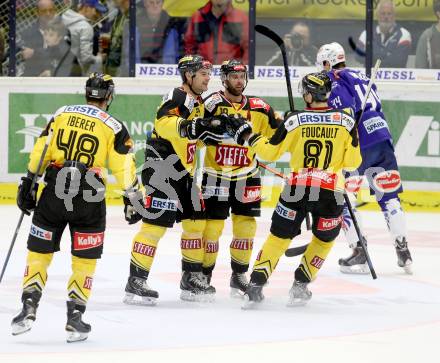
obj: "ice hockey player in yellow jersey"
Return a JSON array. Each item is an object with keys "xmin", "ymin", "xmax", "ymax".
[
  {"xmin": 12, "ymin": 73, "xmax": 139, "ymax": 342},
  {"xmin": 224, "ymin": 71, "xmax": 362, "ymax": 308},
  {"xmin": 201, "ymin": 59, "xmax": 281, "ymax": 296},
  {"xmin": 123, "ymin": 55, "xmax": 228, "ymax": 304}
]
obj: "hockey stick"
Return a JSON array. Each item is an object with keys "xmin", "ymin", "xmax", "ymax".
[
  {"xmin": 255, "ymin": 24, "xmax": 311, "ymax": 230},
  {"xmin": 343, "ymin": 193, "xmax": 377, "ymax": 279},
  {"xmin": 357, "ymin": 59, "xmax": 381, "ymax": 124},
  {"xmin": 0, "ymin": 129, "xmax": 53, "ymax": 283}
]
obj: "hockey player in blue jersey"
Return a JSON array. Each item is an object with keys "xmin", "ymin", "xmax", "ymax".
[{"xmin": 316, "ymin": 42, "xmax": 412, "ymax": 274}]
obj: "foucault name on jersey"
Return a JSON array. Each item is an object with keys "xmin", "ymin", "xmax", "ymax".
[
  {"xmin": 215, "ymin": 145, "xmax": 250, "ymax": 166},
  {"xmin": 301, "ymin": 126, "xmax": 340, "ymax": 139}
]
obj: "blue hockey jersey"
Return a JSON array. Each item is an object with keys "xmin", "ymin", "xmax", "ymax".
[{"xmin": 327, "ymin": 68, "xmax": 392, "ymax": 149}]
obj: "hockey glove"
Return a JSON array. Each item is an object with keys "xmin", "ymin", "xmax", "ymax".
[
  {"xmin": 123, "ymin": 189, "xmax": 144, "ymax": 225},
  {"xmin": 224, "ymin": 114, "xmax": 252, "ymax": 145},
  {"xmin": 180, "ymin": 117, "xmax": 226, "ymax": 145},
  {"xmin": 17, "ymin": 174, "xmax": 39, "ymax": 216}
]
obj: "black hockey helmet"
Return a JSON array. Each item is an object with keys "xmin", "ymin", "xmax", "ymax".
[
  {"xmin": 299, "ymin": 71, "xmax": 331, "ymax": 102},
  {"xmin": 85, "ymin": 73, "xmax": 114, "ymax": 102},
  {"xmin": 178, "ymin": 54, "xmax": 212, "ymax": 83},
  {"xmin": 220, "ymin": 59, "xmax": 247, "ymax": 80}
]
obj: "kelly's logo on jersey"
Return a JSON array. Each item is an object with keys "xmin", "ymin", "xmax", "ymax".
[
  {"xmin": 249, "ymin": 98, "xmax": 270, "ymax": 112},
  {"xmin": 242, "ymin": 186, "xmax": 262, "ymax": 203},
  {"xmin": 30, "ymin": 224, "xmax": 53, "ymax": 241},
  {"xmin": 73, "ymin": 232, "xmax": 104, "ymax": 250},
  {"xmin": 215, "ymin": 145, "xmax": 250, "ymax": 166},
  {"xmin": 317, "ymin": 216, "xmax": 343, "ymax": 231}
]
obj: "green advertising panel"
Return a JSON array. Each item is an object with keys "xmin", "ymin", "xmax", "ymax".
[{"xmin": 8, "ymin": 93, "xmax": 440, "ymax": 183}]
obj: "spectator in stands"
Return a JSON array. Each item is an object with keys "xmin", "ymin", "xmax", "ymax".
[
  {"xmin": 62, "ymin": 0, "xmax": 107, "ymax": 76},
  {"xmin": 415, "ymin": 0, "xmax": 440, "ymax": 69},
  {"xmin": 39, "ymin": 17, "xmax": 76, "ymax": 76},
  {"xmin": 266, "ymin": 22, "xmax": 318, "ymax": 66},
  {"xmin": 104, "ymin": 0, "xmax": 136, "ymax": 76},
  {"xmin": 184, "ymin": 0, "xmax": 248, "ymax": 64},
  {"xmin": 21, "ymin": 0, "xmax": 56, "ymax": 75},
  {"xmin": 357, "ymin": 0, "xmax": 412, "ymax": 68},
  {"xmin": 137, "ymin": 0, "xmax": 179, "ymax": 64}
]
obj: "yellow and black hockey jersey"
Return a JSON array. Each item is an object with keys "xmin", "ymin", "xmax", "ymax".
[
  {"xmin": 152, "ymin": 87, "xmax": 204, "ymax": 176},
  {"xmin": 248, "ymin": 107, "xmax": 362, "ymax": 191},
  {"xmin": 203, "ymin": 91, "xmax": 281, "ymax": 179},
  {"xmin": 29, "ymin": 104, "xmax": 137, "ymax": 191}
]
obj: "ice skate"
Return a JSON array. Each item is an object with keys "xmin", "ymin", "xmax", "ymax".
[
  {"xmin": 11, "ymin": 290, "xmax": 41, "ymax": 336},
  {"xmin": 180, "ymin": 271, "xmax": 216, "ymax": 302},
  {"xmin": 242, "ymin": 282, "xmax": 264, "ymax": 309},
  {"xmin": 65, "ymin": 301, "xmax": 91, "ymax": 343},
  {"xmin": 395, "ymin": 237, "xmax": 413, "ymax": 275},
  {"xmin": 123, "ymin": 276, "xmax": 159, "ymax": 306},
  {"xmin": 339, "ymin": 241, "xmax": 369, "ymax": 274},
  {"xmin": 287, "ymin": 280, "xmax": 312, "ymax": 307},
  {"xmin": 230, "ymin": 272, "xmax": 248, "ymax": 298}
]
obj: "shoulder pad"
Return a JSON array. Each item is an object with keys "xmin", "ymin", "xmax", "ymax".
[
  {"xmin": 248, "ymin": 97, "xmax": 270, "ymax": 112},
  {"xmin": 341, "ymin": 112, "xmax": 355, "ymax": 132},
  {"xmin": 284, "ymin": 114, "xmax": 300, "ymax": 132},
  {"xmin": 53, "ymin": 105, "xmax": 67, "ymax": 118},
  {"xmin": 204, "ymin": 92, "xmax": 222, "ymax": 113}
]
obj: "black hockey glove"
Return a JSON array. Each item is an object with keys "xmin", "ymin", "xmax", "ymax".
[
  {"xmin": 224, "ymin": 114, "xmax": 252, "ymax": 145},
  {"xmin": 180, "ymin": 117, "xmax": 226, "ymax": 145},
  {"xmin": 17, "ymin": 174, "xmax": 39, "ymax": 216},
  {"xmin": 123, "ymin": 189, "xmax": 144, "ymax": 225}
]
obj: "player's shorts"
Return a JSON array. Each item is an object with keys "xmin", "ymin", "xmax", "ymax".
[
  {"xmin": 345, "ymin": 140, "xmax": 403, "ymax": 200},
  {"xmin": 271, "ymin": 185, "xmax": 344, "ymax": 241},
  {"xmin": 201, "ymin": 171, "xmax": 261, "ymax": 220},
  {"xmin": 27, "ymin": 186, "xmax": 106, "ymax": 259}
]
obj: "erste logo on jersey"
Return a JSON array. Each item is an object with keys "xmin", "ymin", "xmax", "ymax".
[
  {"xmin": 145, "ymin": 196, "xmax": 178, "ymax": 211},
  {"xmin": 215, "ymin": 145, "xmax": 250, "ymax": 166},
  {"xmin": 275, "ymin": 203, "xmax": 297, "ymax": 220},
  {"xmin": 249, "ymin": 98, "xmax": 270, "ymax": 112},
  {"xmin": 373, "ymin": 170, "xmax": 401, "ymax": 192},
  {"xmin": 202, "ymin": 186, "xmax": 229, "ymax": 198},
  {"xmin": 187, "ymin": 143, "xmax": 197, "ymax": 164},
  {"xmin": 30, "ymin": 224, "xmax": 53, "ymax": 241},
  {"xmin": 242, "ymin": 186, "xmax": 262, "ymax": 203},
  {"xmin": 317, "ymin": 216, "xmax": 343, "ymax": 231},
  {"xmin": 73, "ymin": 231, "xmax": 104, "ymax": 250}
]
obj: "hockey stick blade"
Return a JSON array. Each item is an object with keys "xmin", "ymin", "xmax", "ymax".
[{"xmin": 285, "ymin": 244, "xmax": 308, "ymax": 257}]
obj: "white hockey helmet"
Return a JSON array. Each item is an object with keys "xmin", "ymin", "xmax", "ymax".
[{"xmin": 316, "ymin": 42, "xmax": 346, "ymax": 71}]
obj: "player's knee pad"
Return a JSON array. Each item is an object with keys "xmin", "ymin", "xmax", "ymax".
[
  {"xmin": 230, "ymin": 215, "xmax": 256, "ymax": 271},
  {"xmin": 296, "ymin": 236, "xmax": 335, "ymax": 283},
  {"xmin": 181, "ymin": 219, "xmax": 205, "ymax": 267},
  {"xmin": 202, "ymin": 219, "xmax": 224, "ymax": 270},
  {"xmin": 130, "ymin": 223, "xmax": 166, "ymax": 277},
  {"xmin": 252, "ymin": 233, "xmax": 291, "ymax": 281},
  {"xmin": 203, "ymin": 219, "xmax": 224, "ymax": 241},
  {"xmin": 67, "ymin": 256, "xmax": 97, "ymax": 304},
  {"xmin": 231, "ymin": 214, "xmax": 256, "ymax": 239},
  {"xmin": 379, "ymin": 197, "xmax": 407, "ymax": 241},
  {"xmin": 23, "ymin": 251, "xmax": 54, "ymax": 292}
]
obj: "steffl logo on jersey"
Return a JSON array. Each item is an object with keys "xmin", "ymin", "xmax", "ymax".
[
  {"xmin": 395, "ymin": 116, "xmax": 440, "ymax": 168},
  {"xmin": 215, "ymin": 145, "xmax": 250, "ymax": 166}
]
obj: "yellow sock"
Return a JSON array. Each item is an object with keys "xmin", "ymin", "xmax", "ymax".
[
  {"xmin": 23, "ymin": 251, "xmax": 54, "ymax": 293},
  {"xmin": 252, "ymin": 233, "xmax": 291, "ymax": 282},
  {"xmin": 295, "ymin": 236, "xmax": 335, "ymax": 282},
  {"xmin": 230, "ymin": 214, "xmax": 256, "ymax": 272},
  {"xmin": 67, "ymin": 256, "xmax": 97, "ymax": 304},
  {"xmin": 130, "ymin": 222, "xmax": 167, "ymax": 278},
  {"xmin": 181, "ymin": 219, "xmax": 206, "ymax": 269},
  {"xmin": 202, "ymin": 219, "xmax": 224, "ymax": 273}
]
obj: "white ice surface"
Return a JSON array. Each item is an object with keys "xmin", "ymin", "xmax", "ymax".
[{"xmin": 0, "ymin": 205, "xmax": 439, "ymax": 363}]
